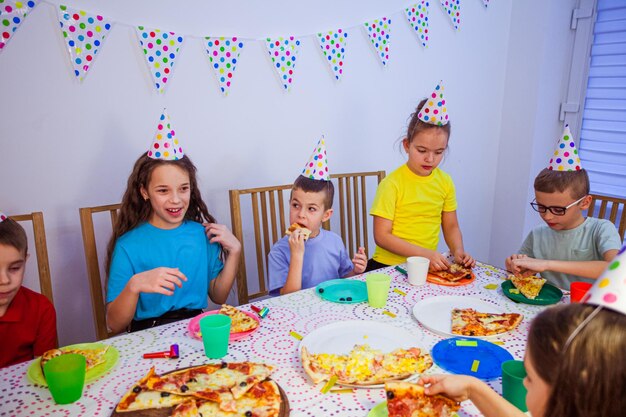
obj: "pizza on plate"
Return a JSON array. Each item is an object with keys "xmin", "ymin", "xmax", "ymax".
[
  {"xmin": 285, "ymin": 222, "xmax": 312, "ymax": 241},
  {"xmin": 508, "ymin": 275, "xmax": 546, "ymax": 299},
  {"xmin": 385, "ymin": 381, "xmax": 460, "ymax": 417},
  {"xmin": 429, "ymin": 263, "xmax": 474, "ymax": 283},
  {"xmin": 451, "ymin": 308, "xmax": 522, "ymax": 337},
  {"xmin": 301, "ymin": 343, "xmax": 433, "ymax": 386},
  {"xmin": 41, "ymin": 344, "xmax": 110, "ymax": 372},
  {"xmin": 219, "ymin": 304, "xmax": 260, "ymax": 333},
  {"xmin": 115, "ymin": 363, "xmax": 282, "ymax": 416}
]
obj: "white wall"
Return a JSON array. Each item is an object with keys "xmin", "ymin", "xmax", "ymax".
[{"xmin": 0, "ymin": 0, "xmax": 575, "ymax": 345}]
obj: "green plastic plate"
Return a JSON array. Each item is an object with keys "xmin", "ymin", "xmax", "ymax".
[{"xmin": 501, "ymin": 280, "xmax": 563, "ymax": 305}]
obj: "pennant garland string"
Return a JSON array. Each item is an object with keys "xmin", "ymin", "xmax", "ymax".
[
  {"xmin": 440, "ymin": 0, "xmax": 461, "ymax": 30},
  {"xmin": 204, "ymin": 37, "xmax": 244, "ymax": 96},
  {"xmin": 136, "ymin": 27, "xmax": 184, "ymax": 93},
  {"xmin": 57, "ymin": 5, "xmax": 113, "ymax": 82},
  {"xmin": 266, "ymin": 36, "xmax": 301, "ymax": 90},
  {"xmin": 316, "ymin": 29, "xmax": 348, "ymax": 81},
  {"xmin": 0, "ymin": 0, "xmax": 38, "ymax": 52},
  {"xmin": 364, "ymin": 17, "xmax": 391, "ymax": 66},
  {"xmin": 405, "ymin": 2, "xmax": 430, "ymax": 48}
]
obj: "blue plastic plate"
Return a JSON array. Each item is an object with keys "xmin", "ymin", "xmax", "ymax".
[
  {"xmin": 315, "ymin": 279, "xmax": 368, "ymax": 304},
  {"xmin": 432, "ymin": 337, "xmax": 514, "ymax": 380}
]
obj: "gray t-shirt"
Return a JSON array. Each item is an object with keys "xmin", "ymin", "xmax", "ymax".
[{"xmin": 519, "ymin": 217, "xmax": 622, "ymax": 289}]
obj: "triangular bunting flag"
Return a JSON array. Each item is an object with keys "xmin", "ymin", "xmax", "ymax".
[
  {"xmin": 0, "ymin": 0, "xmax": 38, "ymax": 52},
  {"xmin": 136, "ymin": 27, "xmax": 184, "ymax": 93},
  {"xmin": 405, "ymin": 2, "xmax": 430, "ymax": 48},
  {"xmin": 204, "ymin": 37, "xmax": 244, "ymax": 96},
  {"xmin": 316, "ymin": 29, "xmax": 348, "ymax": 81},
  {"xmin": 364, "ymin": 17, "xmax": 391, "ymax": 66},
  {"xmin": 57, "ymin": 5, "xmax": 113, "ymax": 81},
  {"xmin": 440, "ymin": 0, "xmax": 461, "ymax": 30},
  {"xmin": 265, "ymin": 36, "xmax": 301, "ymax": 91}
]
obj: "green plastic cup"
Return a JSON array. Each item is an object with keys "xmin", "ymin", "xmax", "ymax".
[
  {"xmin": 366, "ymin": 273, "xmax": 392, "ymax": 308},
  {"xmin": 199, "ymin": 314, "xmax": 231, "ymax": 359},
  {"xmin": 501, "ymin": 360, "xmax": 528, "ymax": 412},
  {"xmin": 43, "ymin": 353, "xmax": 86, "ymax": 404}
]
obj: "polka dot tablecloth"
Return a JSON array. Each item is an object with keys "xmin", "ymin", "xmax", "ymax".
[{"xmin": 0, "ymin": 263, "xmax": 565, "ymax": 416}]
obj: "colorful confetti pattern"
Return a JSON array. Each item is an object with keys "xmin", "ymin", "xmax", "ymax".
[
  {"xmin": 364, "ymin": 17, "xmax": 391, "ymax": 66},
  {"xmin": 302, "ymin": 137, "xmax": 329, "ymax": 180},
  {"xmin": 418, "ymin": 82, "xmax": 449, "ymax": 126},
  {"xmin": 57, "ymin": 5, "xmax": 112, "ymax": 82},
  {"xmin": 582, "ymin": 245, "xmax": 626, "ymax": 315},
  {"xmin": 147, "ymin": 109, "xmax": 184, "ymax": 161},
  {"xmin": 265, "ymin": 36, "xmax": 300, "ymax": 90},
  {"xmin": 548, "ymin": 125, "xmax": 582, "ymax": 171},
  {"xmin": 440, "ymin": 0, "xmax": 461, "ymax": 30},
  {"xmin": 316, "ymin": 29, "xmax": 348, "ymax": 81},
  {"xmin": 405, "ymin": 1, "xmax": 430, "ymax": 48},
  {"xmin": 204, "ymin": 36, "xmax": 244, "ymax": 96},
  {"xmin": 0, "ymin": 0, "xmax": 37, "ymax": 52},
  {"xmin": 137, "ymin": 27, "xmax": 184, "ymax": 93}
]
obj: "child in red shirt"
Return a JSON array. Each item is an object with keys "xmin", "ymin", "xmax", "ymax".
[{"xmin": 0, "ymin": 213, "xmax": 57, "ymax": 368}]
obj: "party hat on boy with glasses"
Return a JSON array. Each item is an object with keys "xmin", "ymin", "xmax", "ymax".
[
  {"xmin": 147, "ymin": 109, "xmax": 185, "ymax": 161},
  {"xmin": 418, "ymin": 82, "xmax": 449, "ymax": 126},
  {"xmin": 0, "ymin": 212, "xmax": 7, "ymax": 222},
  {"xmin": 547, "ymin": 125, "xmax": 582, "ymax": 171},
  {"xmin": 301, "ymin": 137, "xmax": 330, "ymax": 180}
]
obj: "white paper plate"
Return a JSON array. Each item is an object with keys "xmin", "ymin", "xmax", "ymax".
[
  {"xmin": 299, "ymin": 320, "xmax": 422, "ymax": 388},
  {"xmin": 412, "ymin": 295, "xmax": 510, "ymax": 339}
]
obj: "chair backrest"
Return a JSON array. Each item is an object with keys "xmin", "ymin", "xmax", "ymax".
[
  {"xmin": 586, "ymin": 193, "xmax": 626, "ymax": 241},
  {"xmin": 79, "ymin": 203, "xmax": 120, "ymax": 340},
  {"xmin": 9, "ymin": 212, "xmax": 53, "ymax": 304},
  {"xmin": 229, "ymin": 170, "xmax": 386, "ymax": 305}
]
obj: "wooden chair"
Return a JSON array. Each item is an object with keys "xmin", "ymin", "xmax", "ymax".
[
  {"xmin": 229, "ymin": 171, "xmax": 386, "ymax": 305},
  {"xmin": 586, "ymin": 194, "xmax": 626, "ymax": 241},
  {"xmin": 9, "ymin": 212, "xmax": 53, "ymax": 304},
  {"xmin": 79, "ymin": 203, "xmax": 120, "ymax": 340}
]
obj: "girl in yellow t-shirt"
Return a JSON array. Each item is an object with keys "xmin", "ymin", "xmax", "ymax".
[{"xmin": 367, "ymin": 84, "xmax": 475, "ymax": 272}]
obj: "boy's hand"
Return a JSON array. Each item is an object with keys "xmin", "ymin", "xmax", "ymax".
[
  {"xmin": 287, "ymin": 228, "xmax": 307, "ymax": 258},
  {"xmin": 506, "ymin": 254, "xmax": 537, "ymax": 276},
  {"xmin": 204, "ymin": 223, "xmax": 242, "ymax": 255},
  {"xmin": 427, "ymin": 250, "xmax": 451, "ymax": 271},
  {"xmin": 130, "ymin": 267, "xmax": 187, "ymax": 296},
  {"xmin": 511, "ymin": 257, "xmax": 546, "ymax": 274},
  {"xmin": 352, "ymin": 247, "xmax": 367, "ymax": 274},
  {"xmin": 453, "ymin": 250, "xmax": 476, "ymax": 268},
  {"xmin": 417, "ymin": 374, "xmax": 474, "ymax": 402}
]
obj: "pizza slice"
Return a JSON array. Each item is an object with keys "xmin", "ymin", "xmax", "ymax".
[
  {"xmin": 41, "ymin": 344, "xmax": 110, "ymax": 373},
  {"xmin": 219, "ymin": 304, "xmax": 260, "ymax": 333},
  {"xmin": 116, "ymin": 367, "xmax": 188, "ymax": 412},
  {"xmin": 171, "ymin": 398, "xmax": 200, "ymax": 417},
  {"xmin": 508, "ymin": 275, "xmax": 546, "ymax": 299},
  {"xmin": 385, "ymin": 381, "xmax": 460, "ymax": 417},
  {"xmin": 196, "ymin": 380, "xmax": 282, "ymax": 417},
  {"xmin": 285, "ymin": 222, "xmax": 312, "ymax": 241},
  {"xmin": 451, "ymin": 308, "xmax": 523, "ymax": 337},
  {"xmin": 429, "ymin": 263, "xmax": 473, "ymax": 283}
]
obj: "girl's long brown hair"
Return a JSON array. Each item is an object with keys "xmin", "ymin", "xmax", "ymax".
[
  {"xmin": 528, "ymin": 304, "xmax": 626, "ymax": 417},
  {"xmin": 105, "ymin": 153, "xmax": 217, "ymax": 274}
]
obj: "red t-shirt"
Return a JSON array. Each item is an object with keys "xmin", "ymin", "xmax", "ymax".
[{"xmin": 0, "ymin": 286, "xmax": 57, "ymax": 368}]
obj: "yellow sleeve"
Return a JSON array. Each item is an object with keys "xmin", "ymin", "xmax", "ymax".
[
  {"xmin": 370, "ymin": 177, "xmax": 397, "ymax": 221},
  {"xmin": 442, "ymin": 173, "xmax": 457, "ymax": 212}
]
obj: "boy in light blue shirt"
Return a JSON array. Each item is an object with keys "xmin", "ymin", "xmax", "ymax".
[{"xmin": 506, "ymin": 126, "xmax": 621, "ymax": 289}]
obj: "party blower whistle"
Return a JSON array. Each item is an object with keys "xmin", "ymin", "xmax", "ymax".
[
  {"xmin": 250, "ymin": 305, "xmax": 269, "ymax": 318},
  {"xmin": 143, "ymin": 344, "xmax": 179, "ymax": 359}
]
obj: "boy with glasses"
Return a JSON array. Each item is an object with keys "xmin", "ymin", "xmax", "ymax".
[{"xmin": 505, "ymin": 126, "xmax": 622, "ymax": 289}]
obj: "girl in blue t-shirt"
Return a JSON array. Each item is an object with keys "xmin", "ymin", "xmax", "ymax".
[{"xmin": 105, "ymin": 152, "xmax": 241, "ymax": 334}]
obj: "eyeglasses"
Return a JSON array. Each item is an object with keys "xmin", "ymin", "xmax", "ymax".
[{"xmin": 530, "ymin": 196, "xmax": 587, "ymax": 216}]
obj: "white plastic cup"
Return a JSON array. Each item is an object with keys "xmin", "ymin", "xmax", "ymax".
[{"xmin": 406, "ymin": 256, "xmax": 430, "ymax": 286}]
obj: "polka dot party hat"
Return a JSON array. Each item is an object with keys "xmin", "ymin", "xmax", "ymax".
[
  {"xmin": 418, "ymin": 82, "xmax": 449, "ymax": 126},
  {"xmin": 0, "ymin": 211, "xmax": 7, "ymax": 223},
  {"xmin": 147, "ymin": 109, "xmax": 184, "ymax": 161},
  {"xmin": 301, "ymin": 137, "xmax": 330, "ymax": 181},
  {"xmin": 582, "ymin": 245, "xmax": 626, "ymax": 316},
  {"xmin": 0, "ymin": 0, "xmax": 39, "ymax": 52},
  {"xmin": 547, "ymin": 125, "xmax": 582, "ymax": 171}
]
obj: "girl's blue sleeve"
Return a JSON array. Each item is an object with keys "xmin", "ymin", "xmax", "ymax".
[
  {"xmin": 207, "ymin": 241, "xmax": 225, "ymax": 281},
  {"xmin": 106, "ymin": 244, "xmax": 134, "ymax": 303}
]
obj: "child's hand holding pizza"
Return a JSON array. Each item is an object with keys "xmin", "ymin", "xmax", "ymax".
[
  {"xmin": 453, "ymin": 250, "xmax": 475, "ymax": 268},
  {"xmin": 427, "ymin": 251, "xmax": 452, "ymax": 272},
  {"xmin": 418, "ymin": 374, "xmax": 474, "ymax": 402}
]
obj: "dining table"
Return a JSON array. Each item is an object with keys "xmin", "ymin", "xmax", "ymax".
[{"xmin": 0, "ymin": 262, "xmax": 567, "ymax": 417}]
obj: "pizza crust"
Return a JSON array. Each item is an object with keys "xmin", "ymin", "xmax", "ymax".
[
  {"xmin": 285, "ymin": 223, "xmax": 312, "ymax": 240},
  {"xmin": 385, "ymin": 381, "xmax": 460, "ymax": 417}
]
